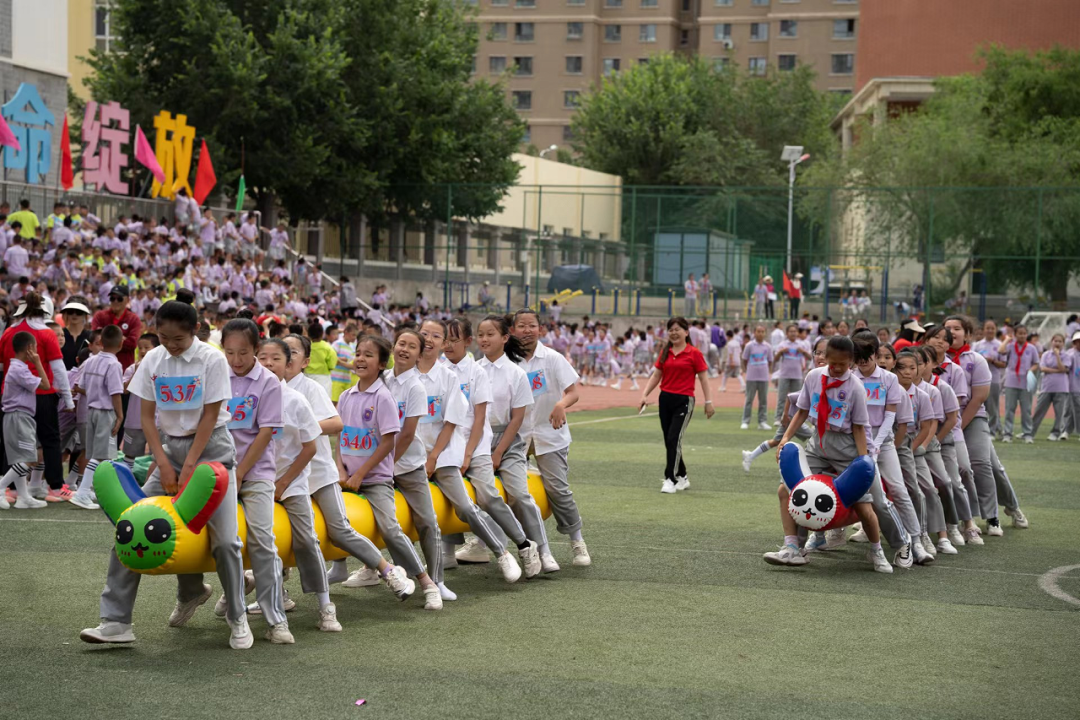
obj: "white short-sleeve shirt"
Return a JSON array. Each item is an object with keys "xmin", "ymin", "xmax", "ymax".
[
  {"xmin": 383, "ymin": 367, "xmax": 428, "ymax": 474},
  {"xmin": 449, "ymin": 353, "xmax": 494, "ymax": 459},
  {"xmin": 518, "ymin": 342, "xmax": 579, "ymax": 455},
  {"xmin": 477, "ymin": 353, "xmax": 534, "ymax": 430},
  {"xmin": 274, "ymin": 381, "xmax": 322, "ymax": 498},
  {"xmin": 287, "ymin": 373, "xmax": 340, "ymax": 492},
  {"xmin": 129, "ymin": 338, "xmax": 232, "ymax": 437},
  {"xmin": 415, "ymin": 361, "xmax": 470, "ymax": 469}
]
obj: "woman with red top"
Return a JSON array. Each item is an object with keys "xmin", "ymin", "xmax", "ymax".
[
  {"xmin": 893, "ymin": 318, "xmax": 925, "ymax": 353},
  {"xmin": 639, "ymin": 317, "xmax": 715, "ymax": 495}
]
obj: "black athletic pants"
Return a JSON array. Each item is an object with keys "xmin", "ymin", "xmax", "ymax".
[
  {"xmin": 658, "ymin": 391, "xmax": 694, "ymax": 482},
  {"xmin": 36, "ymin": 393, "xmax": 63, "ymax": 489}
]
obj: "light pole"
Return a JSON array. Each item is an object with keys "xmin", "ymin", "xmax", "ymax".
[
  {"xmin": 781, "ymin": 145, "xmax": 810, "ymax": 277},
  {"xmin": 539, "ymin": 144, "xmax": 558, "ymax": 159}
]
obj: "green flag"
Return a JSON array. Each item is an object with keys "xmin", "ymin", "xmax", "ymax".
[{"xmin": 235, "ymin": 174, "xmax": 246, "ymax": 213}]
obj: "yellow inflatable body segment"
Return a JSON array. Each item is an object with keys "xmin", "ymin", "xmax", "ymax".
[{"xmin": 137, "ymin": 473, "xmax": 551, "ymax": 576}]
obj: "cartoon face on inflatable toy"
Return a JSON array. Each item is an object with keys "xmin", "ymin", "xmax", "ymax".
[
  {"xmin": 93, "ymin": 461, "xmax": 229, "ymax": 572},
  {"xmin": 778, "ymin": 442, "xmax": 875, "ymax": 532}
]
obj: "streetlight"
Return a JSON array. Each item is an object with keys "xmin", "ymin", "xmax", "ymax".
[
  {"xmin": 781, "ymin": 145, "xmax": 810, "ymax": 276},
  {"xmin": 539, "ymin": 144, "xmax": 558, "ymax": 158}
]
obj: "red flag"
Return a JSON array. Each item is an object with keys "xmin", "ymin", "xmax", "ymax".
[
  {"xmin": 782, "ymin": 271, "xmax": 794, "ymax": 295},
  {"xmin": 192, "ymin": 139, "xmax": 217, "ymax": 205},
  {"xmin": 60, "ymin": 115, "xmax": 74, "ymax": 190},
  {"xmin": 134, "ymin": 125, "xmax": 165, "ymax": 183}
]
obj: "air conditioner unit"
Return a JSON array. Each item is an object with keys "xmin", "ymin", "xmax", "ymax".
[{"xmin": 722, "ymin": 38, "xmax": 734, "ymax": 49}]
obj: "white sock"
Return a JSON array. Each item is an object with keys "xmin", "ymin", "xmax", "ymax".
[
  {"xmin": 443, "ymin": 539, "xmax": 457, "ymax": 554},
  {"xmin": 437, "ymin": 582, "xmax": 457, "ymax": 601},
  {"xmin": 79, "ymin": 460, "xmax": 100, "ymax": 495},
  {"xmin": 28, "ymin": 468, "xmax": 44, "ymax": 491},
  {"xmin": 570, "ymin": 529, "xmax": 584, "ymax": 542},
  {"xmin": 66, "ymin": 468, "xmax": 80, "ymax": 487},
  {"xmin": 123, "ymin": 456, "xmax": 136, "ymax": 471},
  {"xmin": 749, "ymin": 441, "xmax": 771, "ymax": 461},
  {"xmin": 316, "ymin": 591, "xmax": 331, "ymax": 607}
]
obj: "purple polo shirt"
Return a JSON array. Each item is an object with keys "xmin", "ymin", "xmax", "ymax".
[
  {"xmin": 775, "ymin": 340, "xmax": 806, "ymax": 380},
  {"xmin": 796, "ymin": 367, "xmax": 869, "ymax": 434},
  {"xmin": 1001, "ymin": 341, "xmax": 1039, "ymax": 390},
  {"xmin": 854, "ymin": 366, "xmax": 905, "ymax": 430},
  {"xmin": 955, "ymin": 350, "xmax": 991, "ymax": 418},
  {"xmin": 905, "ymin": 384, "xmax": 934, "ymax": 433},
  {"xmin": 228, "ymin": 361, "xmax": 284, "ymax": 482},
  {"xmin": 2, "ymin": 358, "xmax": 39, "ymax": 414},
  {"xmin": 742, "ymin": 341, "xmax": 774, "ymax": 382},
  {"xmin": 1069, "ymin": 348, "xmax": 1080, "ymax": 394},
  {"xmin": 81, "ymin": 351, "xmax": 124, "ymax": 410},
  {"xmin": 972, "ymin": 339, "xmax": 1003, "ymax": 385},
  {"xmin": 1040, "ymin": 350, "xmax": 1072, "ymax": 394},
  {"xmin": 337, "ymin": 381, "xmax": 400, "ymax": 485},
  {"xmin": 921, "ymin": 381, "xmax": 944, "ymax": 422}
]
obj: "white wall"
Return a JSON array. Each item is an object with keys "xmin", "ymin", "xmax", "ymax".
[{"xmin": 12, "ymin": 0, "xmax": 68, "ymax": 76}]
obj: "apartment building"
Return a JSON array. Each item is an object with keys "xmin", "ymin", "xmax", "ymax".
[{"xmin": 469, "ymin": 0, "xmax": 859, "ymax": 150}]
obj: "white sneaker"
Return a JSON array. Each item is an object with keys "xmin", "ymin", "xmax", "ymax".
[
  {"xmin": 963, "ymin": 527, "xmax": 985, "ymax": 546},
  {"xmin": 894, "ymin": 544, "xmax": 914, "ymax": 569},
  {"xmin": 228, "ymin": 616, "xmax": 253, "ymax": 650},
  {"xmin": 383, "ymin": 565, "xmax": 416, "ymax": 600},
  {"xmin": 740, "ymin": 423, "xmax": 749, "ymax": 430},
  {"xmin": 29, "ymin": 484, "xmax": 47, "ymax": 500},
  {"xmin": 824, "ymin": 528, "xmax": 848, "ymax": 550},
  {"xmin": 849, "ymin": 526, "xmax": 869, "ymax": 543},
  {"xmin": 14, "ymin": 496, "xmax": 46, "ymax": 509},
  {"xmin": 437, "ymin": 582, "xmax": 457, "ymax": 601},
  {"xmin": 763, "ymin": 544, "xmax": 809, "ymax": 566},
  {"xmin": 741, "ymin": 450, "xmax": 753, "ymax": 473},
  {"xmin": 423, "ymin": 585, "xmax": 443, "ymax": 611},
  {"xmin": 540, "ymin": 553, "xmax": 561, "ymax": 573},
  {"xmin": 0, "ymin": 494, "xmax": 7, "ymax": 510},
  {"xmin": 912, "ymin": 541, "xmax": 935, "ymax": 565},
  {"xmin": 947, "ymin": 525, "xmax": 966, "ymax": 547},
  {"xmin": 168, "ymin": 583, "xmax": 212, "ymax": 627},
  {"xmin": 1005, "ymin": 507, "xmax": 1029, "ymax": 529},
  {"xmin": 214, "ymin": 594, "xmax": 228, "ymax": 617},
  {"xmin": 68, "ymin": 493, "xmax": 100, "ymax": 510},
  {"xmin": 519, "ymin": 540, "xmax": 541, "ymax": 579},
  {"xmin": 318, "ymin": 604, "xmax": 342, "ymax": 632},
  {"xmin": 1024, "ymin": 437, "xmax": 1034, "ymax": 444},
  {"xmin": 265, "ymin": 622, "xmax": 295, "ymax": 644},
  {"xmin": 804, "ymin": 532, "xmax": 827, "ymax": 553},
  {"xmin": 868, "ymin": 547, "xmax": 894, "ymax": 574},
  {"xmin": 455, "ymin": 537, "xmax": 491, "ymax": 564},
  {"xmin": 937, "ymin": 538, "xmax": 958, "ymax": 555},
  {"xmin": 246, "ymin": 595, "xmax": 296, "ymax": 615},
  {"xmin": 342, "ymin": 567, "xmax": 381, "ymax": 587},
  {"xmin": 758, "ymin": 422, "xmax": 772, "ymax": 431},
  {"xmin": 1060, "ymin": 432, "xmax": 1069, "ymax": 441},
  {"xmin": 674, "ymin": 476, "xmax": 690, "ymax": 491},
  {"xmin": 630, "ymin": 381, "xmax": 640, "ymax": 391},
  {"xmin": 497, "ymin": 552, "xmax": 522, "ymax": 583},
  {"xmin": 920, "ymin": 533, "xmax": 938, "ymax": 558},
  {"xmin": 571, "ymin": 540, "xmax": 592, "ymax": 566},
  {"xmin": 80, "ymin": 621, "xmax": 136, "ymax": 644},
  {"xmin": 610, "ymin": 380, "xmax": 622, "ymax": 390},
  {"xmin": 442, "ymin": 551, "xmax": 458, "ymax": 570},
  {"xmin": 987, "ymin": 523, "xmax": 1004, "ymax": 537},
  {"xmin": 1048, "ymin": 433, "xmax": 1060, "ymax": 442},
  {"xmin": 660, "ymin": 479, "xmax": 677, "ymax": 494}
]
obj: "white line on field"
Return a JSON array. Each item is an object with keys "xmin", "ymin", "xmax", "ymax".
[
  {"xmin": 1037, "ymin": 564, "xmax": 1080, "ymax": 607},
  {"xmin": 569, "ymin": 413, "xmax": 657, "ymax": 427},
  {"xmin": 0, "ymin": 516, "xmax": 106, "ymax": 524}
]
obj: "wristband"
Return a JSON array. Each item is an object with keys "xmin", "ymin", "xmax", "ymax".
[{"xmin": 704, "ymin": 401, "xmax": 713, "ymax": 405}]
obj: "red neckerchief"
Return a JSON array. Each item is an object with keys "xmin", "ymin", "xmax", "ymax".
[
  {"xmin": 946, "ymin": 344, "xmax": 970, "ymax": 363},
  {"xmin": 818, "ymin": 374, "xmax": 844, "ymax": 441},
  {"xmin": 1013, "ymin": 342, "xmax": 1029, "ymax": 376}
]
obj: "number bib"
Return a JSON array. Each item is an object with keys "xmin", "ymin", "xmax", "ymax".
[
  {"xmin": 863, "ymin": 380, "xmax": 886, "ymax": 406},
  {"xmin": 420, "ymin": 395, "xmax": 443, "ymax": 424},
  {"xmin": 397, "ymin": 401, "xmax": 406, "ymax": 421},
  {"xmin": 226, "ymin": 395, "xmax": 258, "ymax": 430},
  {"xmin": 810, "ymin": 392, "xmax": 849, "ymax": 428},
  {"xmin": 154, "ymin": 375, "xmax": 204, "ymax": 411},
  {"xmin": 528, "ymin": 369, "xmax": 548, "ymax": 397},
  {"xmin": 460, "ymin": 383, "xmax": 470, "ymax": 402},
  {"xmin": 340, "ymin": 425, "xmax": 376, "ymax": 457},
  {"xmin": 749, "ymin": 352, "xmax": 767, "ymax": 366}
]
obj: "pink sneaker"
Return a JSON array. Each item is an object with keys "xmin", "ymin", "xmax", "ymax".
[{"xmin": 45, "ymin": 485, "xmax": 74, "ymax": 503}]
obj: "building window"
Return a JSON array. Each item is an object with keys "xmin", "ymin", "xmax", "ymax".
[
  {"xmin": 641, "ymin": 0, "xmax": 658, "ymax": 6},
  {"xmin": 568, "ymin": 0, "xmax": 585, "ymax": 5},
  {"xmin": 830, "ymin": 88, "xmax": 853, "ymax": 96},
  {"xmin": 489, "ymin": 56, "xmax": 507, "ymax": 73},
  {"xmin": 490, "ymin": 22, "xmax": 507, "ymax": 40},
  {"xmin": 777, "ymin": 54, "xmax": 796, "ymax": 71},
  {"xmin": 492, "ymin": 0, "xmax": 508, "ymax": 4},
  {"xmin": 95, "ymin": 1, "xmax": 119, "ymax": 53},
  {"xmin": 605, "ymin": 0, "xmax": 623, "ymax": 6},
  {"xmin": 563, "ymin": 125, "xmax": 575, "ymax": 141},
  {"xmin": 605, "ymin": 25, "xmax": 622, "ymax": 42},
  {"xmin": 566, "ymin": 56, "xmax": 583, "ymax": 74},
  {"xmin": 512, "ymin": 91, "xmax": 533, "ymax": 110},
  {"xmin": 567, "ymin": 22, "xmax": 584, "ymax": 40},
  {"xmin": 779, "ymin": 20, "xmax": 797, "ymax": 37},
  {"xmin": 516, "ymin": 0, "xmax": 536, "ymax": 6},
  {"xmin": 748, "ymin": 57, "xmax": 767, "ymax": 75},
  {"xmin": 639, "ymin": 57, "xmax": 649, "ymax": 64},
  {"xmin": 713, "ymin": 56, "xmax": 730, "ymax": 70},
  {"xmin": 715, "ymin": 0, "xmax": 733, "ymax": 5},
  {"xmin": 680, "ymin": 29, "xmax": 689, "ymax": 45},
  {"xmin": 752, "ymin": 0, "xmax": 769, "ymax": 4},
  {"xmin": 833, "ymin": 18, "xmax": 856, "ymax": 39},
  {"xmin": 750, "ymin": 23, "xmax": 768, "ymax": 41},
  {"xmin": 602, "ymin": 58, "xmax": 621, "ymax": 75},
  {"xmin": 514, "ymin": 57, "xmax": 533, "ymax": 75},
  {"xmin": 681, "ymin": 0, "xmax": 691, "ymax": 10},
  {"xmin": 714, "ymin": 23, "xmax": 731, "ymax": 41},
  {"xmin": 639, "ymin": 24, "xmax": 657, "ymax": 42},
  {"xmin": 564, "ymin": 90, "xmax": 581, "ymax": 108},
  {"xmin": 831, "ymin": 53, "xmax": 854, "ymax": 75},
  {"xmin": 514, "ymin": 22, "xmax": 535, "ymax": 41}
]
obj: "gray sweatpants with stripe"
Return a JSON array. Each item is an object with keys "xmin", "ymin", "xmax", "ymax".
[
  {"xmin": 393, "ymin": 466, "xmax": 442, "ymax": 582},
  {"xmin": 238, "ymin": 480, "xmax": 287, "ymax": 626},
  {"xmin": 98, "ymin": 426, "xmax": 247, "ymax": 625},
  {"xmin": 895, "ymin": 437, "xmax": 926, "ymax": 533},
  {"xmin": 742, "ymin": 380, "xmax": 769, "ymax": 425},
  {"xmin": 311, "ymin": 484, "xmax": 386, "ymax": 570},
  {"xmin": 469, "ymin": 430, "xmax": 551, "ymax": 555},
  {"xmin": 963, "ymin": 417, "xmax": 1016, "ymax": 518},
  {"xmin": 775, "ymin": 378, "xmax": 802, "ymax": 423},
  {"xmin": 913, "ymin": 446, "xmax": 947, "ymax": 535},
  {"xmin": 1066, "ymin": 392, "xmax": 1080, "ymax": 435},
  {"xmin": 463, "ymin": 453, "xmax": 526, "ymax": 547},
  {"xmin": 433, "ymin": 466, "xmax": 506, "ymax": 556},
  {"xmin": 927, "ymin": 439, "xmax": 963, "ymax": 525},
  {"xmin": 534, "ymin": 446, "xmax": 583, "ymax": 535},
  {"xmin": 874, "ymin": 440, "xmax": 922, "ymax": 539},
  {"xmin": 952, "ymin": 439, "xmax": 981, "ymax": 519},
  {"xmin": 938, "ymin": 440, "xmax": 973, "ymax": 523},
  {"xmin": 279, "ymin": 494, "xmax": 328, "ymax": 595},
  {"xmin": 1032, "ymin": 391, "xmax": 1068, "ymax": 437},
  {"xmin": 984, "ymin": 381, "xmax": 1002, "ymax": 437},
  {"xmin": 363, "ymin": 483, "xmax": 426, "ymax": 577},
  {"xmin": 1002, "ymin": 386, "xmax": 1033, "ymax": 440}
]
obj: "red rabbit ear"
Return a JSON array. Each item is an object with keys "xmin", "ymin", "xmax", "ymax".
[
  {"xmin": 172, "ymin": 462, "xmax": 229, "ymax": 533},
  {"xmin": 833, "ymin": 455, "xmax": 875, "ymax": 508}
]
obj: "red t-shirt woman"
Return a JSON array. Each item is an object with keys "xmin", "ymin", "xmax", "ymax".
[{"xmin": 639, "ymin": 317, "xmax": 715, "ymax": 493}]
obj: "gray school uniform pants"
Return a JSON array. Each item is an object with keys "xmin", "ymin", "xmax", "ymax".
[
  {"xmin": 533, "ymin": 445, "xmax": 583, "ymax": 536},
  {"xmin": 914, "ymin": 447, "xmax": 947, "ymax": 535},
  {"xmin": 873, "ymin": 440, "xmax": 922, "ymax": 539},
  {"xmin": 984, "ymin": 381, "xmax": 1002, "ymax": 436},
  {"xmin": 1002, "ymin": 386, "xmax": 1033, "ymax": 439},
  {"xmin": 362, "ymin": 483, "xmax": 426, "ymax": 578},
  {"xmin": 492, "ymin": 429, "xmax": 549, "ymax": 551},
  {"xmin": 464, "ymin": 453, "xmax": 526, "ymax": 546},
  {"xmin": 1067, "ymin": 393, "xmax": 1080, "ymax": 435},
  {"xmin": 952, "ymin": 440, "xmax": 981, "ymax": 520},
  {"xmin": 987, "ymin": 437, "xmax": 1019, "ymax": 514},
  {"xmin": 929, "ymin": 439, "xmax": 970, "ymax": 525},
  {"xmin": 311, "ymin": 484, "xmax": 387, "ymax": 572},
  {"xmin": 1032, "ymin": 391, "xmax": 1068, "ymax": 437},
  {"xmin": 684, "ymin": 297, "xmax": 696, "ymax": 317},
  {"xmin": 964, "ymin": 417, "xmax": 1018, "ymax": 518},
  {"xmin": 393, "ymin": 466, "xmax": 442, "ymax": 582},
  {"xmin": 98, "ymin": 426, "xmax": 247, "ymax": 625},
  {"xmin": 742, "ymin": 380, "xmax": 769, "ymax": 425},
  {"xmin": 940, "ymin": 441, "xmax": 974, "ymax": 523},
  {"xmin": 775, "ymin": 378, "xmax": 801, "ymax": 422},
  {"xmin": 237, "ymin": 480, "xmax": 288, "ymax": 626},
  {"xmin": 278, "ymin": 494, "xmax": 329, "ymax": 596},
  {"xmin": 433, "ymin": 466, "xmax": 506, "ymax": 554},
  {"xmin": 895, "ymin": 437, "xmax": 927, "ymax": 534}
]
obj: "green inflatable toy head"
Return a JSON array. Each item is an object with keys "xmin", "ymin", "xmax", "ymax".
[{"xmin": 93, "ymin": 461, "xmax": 229, "ymax": 572}]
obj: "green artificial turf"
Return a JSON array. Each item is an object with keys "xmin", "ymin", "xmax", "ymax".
[{"xmin": 2, "ymin": 408, "xmax": 1078, "ymax": 720}]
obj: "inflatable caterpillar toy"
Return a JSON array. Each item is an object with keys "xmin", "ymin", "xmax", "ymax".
[
  {"xmin": 778, "ymin": 442, "xmax": 875, "ymax": 531},
  {"xmin": 94, "ymin": 461, "xmax": 551, "ymax": 575}
]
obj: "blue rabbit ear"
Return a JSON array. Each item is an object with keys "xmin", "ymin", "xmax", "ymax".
[
  {"xmin": 778, "ymin": 442, "xmax": 811, "ymax": 491},
  {"xmin": 834, "ymin": 455, "xmax": 876, "ymax": 507}
]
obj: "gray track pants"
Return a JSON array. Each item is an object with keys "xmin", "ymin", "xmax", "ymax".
[
  {"xmin": 985, "ymin": 382, "xmax": 1002, "ymax": 436},
  {"xmin": 534, "ymin": 446, "xmax": 583, "ymax": 535},
  {"xmin": 913, "ymin": 447, "xmax": 946, "ymax": 535},
  {"xmin": 964, "ymin": 416, "xmax": 1017, "ymax": 518},
  {"xmin": 895, "ymin": 439, "xmax": 927, "ymax": 534},
  {"xmin": 394, "ymin": 466, "xmax": 442, "ymax": 582},
  {"xmin": 1002, "ymin": 386, "xmax": 1033, "ymax": 440},
  {"xmin": 363, "ymin": 483, "xmax": 426, "ymax": 577},
  {"xmin": 874, "ymin": 441, "xmax": 922, "ymax": 538},
  {"xmin": 492, "ymin": 430, "xmax": 549, "ymax": 552},
  {"xmin": 238, "ymin": 480, "xmax": 287, "ymax": 626},
  {"xmin": 311, "ymin": 484, "xmax": 386, "ymax": 570},
  {"xmin": 940, "ymin": 441, "xmax": 973, "ymax": 523},
  {"xmin": 464, "ymin": 453, "xmax": 526, "ymax": 546},
  {"xmin": 742, "ymin": 380, "xmax": 769, "ymax": 425},
  {"xmin": 775, "ymin": 378, "xmax": 801, "ymax": 422},
  {"xmin": 98, "ymin": 426, "xmax": 247, "ymax": 625},
  {"xmin": 433, "ymin": 466, "xmax": 506, "ymax": 553},
  {"xmin": 1032, "ymin": 391, "xmax": 1068, "ymax": 437},
  {"xmin": 279, "ymin": 494, "xmax": 329, "ymax": 595},
  {"xmin": 1067, "ymin": 393, "xmax": 1080, "ymax": 435}
]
